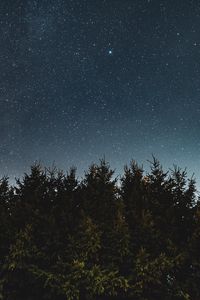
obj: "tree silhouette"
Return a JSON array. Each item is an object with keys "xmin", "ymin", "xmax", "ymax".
[{"xmin": 0, "ymin": 158, "xmax": 199, "ymax": 299}]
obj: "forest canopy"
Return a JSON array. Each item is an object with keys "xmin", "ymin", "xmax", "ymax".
[{"xmin": 0, "ymin": 158, "xmax": 200, "ymax": 300}]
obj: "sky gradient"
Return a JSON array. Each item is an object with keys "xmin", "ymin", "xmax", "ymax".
[{"xmin": 1, "ymin": 0, "xmax": 200, "ymax": 185}]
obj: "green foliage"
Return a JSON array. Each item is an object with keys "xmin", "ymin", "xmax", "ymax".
[{"xmin": 0, "ymin": 158, "xmax": 199, "ymax": 299}]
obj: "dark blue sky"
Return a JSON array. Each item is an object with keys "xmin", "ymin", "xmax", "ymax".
[{"xmin": 1, "ymin": 0, "xmax": 200, "ymax": 184}]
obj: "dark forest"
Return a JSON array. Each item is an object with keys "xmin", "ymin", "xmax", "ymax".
[{"xmin": 0, "ymin": 158, "xmax": 199, "ymax": 299}]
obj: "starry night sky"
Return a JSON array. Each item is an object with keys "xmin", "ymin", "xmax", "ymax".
[{"xmin": 1, "ymin": 0, "xmax": 200, "ymax": 183}]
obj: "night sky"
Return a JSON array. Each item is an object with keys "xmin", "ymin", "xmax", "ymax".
[{"xmin": 1, "ymin": 0, "xmax": 200, "ymax": 183}]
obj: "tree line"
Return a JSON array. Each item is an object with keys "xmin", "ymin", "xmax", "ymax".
[{"xmin": 0, "ymin": 158, "xmax": 200, "ymax": 299}]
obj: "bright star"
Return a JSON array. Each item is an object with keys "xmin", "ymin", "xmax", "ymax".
[{"xmin": 108, "ymin": 50, "xmax": 113, "ymax": 55}]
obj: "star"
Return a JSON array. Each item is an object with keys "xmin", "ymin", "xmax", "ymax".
[{"xmin": 0, "ymin": 0, "xmax": 200, "ymax": 189}]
